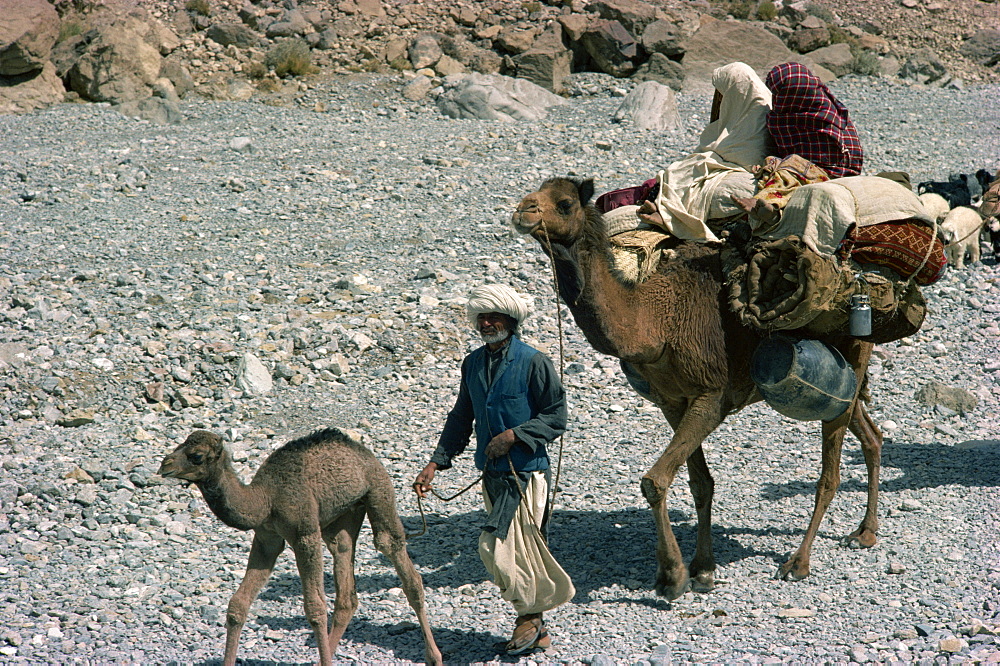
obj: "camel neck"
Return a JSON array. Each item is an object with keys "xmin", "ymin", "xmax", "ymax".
[{"xmin": 197, "ymin": 461, "xmax": 270, "ymax": 531}]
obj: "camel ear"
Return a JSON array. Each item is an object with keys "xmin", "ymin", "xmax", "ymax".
[{"xmin": 577, "ymin": 178, "xmax": 595, "ymax": 206}]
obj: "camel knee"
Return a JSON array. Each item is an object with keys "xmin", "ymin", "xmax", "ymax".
[
  {"xmin": 302, "ymin": 594, "xmax": 329, "ymax": 628},
  {"xmin": 372, "ymin": 524, "xmax": 407, "ymax": 559},
  {"xmin": 332, "ymin": 590, "xmax": 359, "ymax": 615},
  {"xmin": 639, "ymin": 476, "xmax": 667, "ymax": 506},
  {"xmin": 225, "ymin": 595, "xmax": 251, "ymax": 628}
]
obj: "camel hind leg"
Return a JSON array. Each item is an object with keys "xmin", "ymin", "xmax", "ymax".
[
  {"xmin": 777, "ymin": 410, "xmax": 848, "ymax": 581},
  {"xmin": 843, "ymin": 393, "xmax": 882, "ymax": 549},
  {"xmin": 289, "ymin": 529, "xmax": 334, "ymax": 665},
  {"xmin": 321, "ymin": 505, "xmax": 366, "ymax": 653},
  {"xmin": 777, "ymin": 339, "xmax": 877, "ymax": 581},
  {"xmin": 366, "ymin": 472, "xmax": 443, "ymax": 666},
  {"xmin": 686, "ymin": 444, "xmax": 716, "ymax": 592},
  {"xmin": 224, "ymin": 531, "xmax": 285, "ymax": 666}
]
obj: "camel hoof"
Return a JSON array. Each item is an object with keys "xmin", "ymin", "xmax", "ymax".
[
  {"xmin": 654, "ymin": 575, "xmax": 691, "ymax": 600},
  {"xmin": 843, "ymin": 529, "xmax": 877, "ymax": 549},
  {"xmin": 690, "ymin": 570, "xmax": 715, "ymax": 593},
  {"xmin": 776, "ymin": 559, "xmax": 809, "ymax": 582}
]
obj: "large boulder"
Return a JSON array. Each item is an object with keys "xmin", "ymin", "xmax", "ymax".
[
  {"xmin": 580, "ymin": 19, "xmax": 639, "ymax": 78},
  {"xmin": 680, "ymin": 15, "xmax": 827, "ymax": 92},
  {"xmin": 612, "ymin": 80, "xmax": 680, "ymax": 131},
  {"xmin": 117, "ymin": 95, "xmax": 183, "ymax": 124},
  {"xmin": 0, "ymin": 0, "xmax": 59, "ymax": 76},
  {"xmin": 632, "ymin": 52, "xmax": 684, "ymax": 90},
  {"xmin": 585, "ymin": 0, "xmax": 660, "ymax": 36},
  {"xmin": 408, "ymin": 33, "xmax": 443, "ymax": 70},
  {"xmin": 0, "ymin": 61, "xmax": 64, "ymax": 114},
  {"xmin": 440, "ymin": 35, "xmax": 503, "ymax": 75},
  {"xmin": 960, "ymin": 29, "xmax": 1000, "ymax": 66},
  {"xmin": 804, "ymin": 43, "xmax": 854, "ymax": 77},
  {"xmin": 205, "ymin": 23, "xmax": 264, "ymax": 49},
  {"xmin": 640, "ymin": 18, "xmax": 686, "ymax": 58},
  {"xmin": 513, "ymin": 24, "xmax": 572, "ymax": 93},
  {"xmin": 67, "ymin": 22, "xmax": 163, "ymax": 104},
  {"xmin": 899, "ymin": 48, "xmax": 948, "ymax": 85},
  {"xmin": 436, "ymin": 72, "xmax": 567, "ymax": 122}
]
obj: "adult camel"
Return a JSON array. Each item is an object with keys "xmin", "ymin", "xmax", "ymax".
[{"xmin": 512, "ymin": 177, "xmax": 883, "ymax": 600}]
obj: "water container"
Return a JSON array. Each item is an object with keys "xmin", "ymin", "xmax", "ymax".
[{"xmin": 750, "ymin": 336, "xmax": 857, "ymax": 422}]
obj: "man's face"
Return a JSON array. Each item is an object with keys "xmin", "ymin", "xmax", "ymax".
[{"xmin": 477, "ymin": 312, "xmax": 513, "ymax": 344}]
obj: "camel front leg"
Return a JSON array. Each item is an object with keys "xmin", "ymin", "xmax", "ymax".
[
  {"xmin": 845, "ymin": 385, "xmax": 882, "ymax": 549},
  {"xmin": 641, "ymin": 393, "xmax": 724, "ymax": 599},
  {"xmin": 290, "ymin": 530, "xmax": 333, "ymax": 666},
  {"xmin": 224, "ymin": 531, "xmax": 285, "ymax": 666},
  {"xmin": 322, "ymin": 508, "xmax": 365, "ymax": 653}
]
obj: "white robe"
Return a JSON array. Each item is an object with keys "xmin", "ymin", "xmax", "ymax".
[
  {"xmin": 652, "ymin": 62, "xmax": 773, "ymax": 242},
  {"xmin": 478, "ymin": 471, "xmax": 575, "ymax": 616}
]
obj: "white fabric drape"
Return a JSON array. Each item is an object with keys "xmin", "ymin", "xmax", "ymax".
[
  {"xmin": 651, "ymin": 62, "xmax": 773, "ymax": 242},
  {"xmin": 478, "ymin": 472, "xmax": 575, "ymax": 615}
]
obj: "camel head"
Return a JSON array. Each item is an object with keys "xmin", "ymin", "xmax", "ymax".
[
  {"xmin": 158, "ymin": 429, "xmax": 227, "ymax": 483},
  {"xmin": 512, "ymin": 177, "xmax": 595, "ymax": 244}
]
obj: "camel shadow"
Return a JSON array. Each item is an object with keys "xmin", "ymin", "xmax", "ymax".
[
  {"xmin": 760, "ymin": 437, "xmax": 1000, "ymax": 501},
  {"xmin": 265, "ymin": 505, "xmax": 798, "ymax": 599},
  {"xmin": 189, "ymin": 615, "xmax": 545, "ymax": 665}
]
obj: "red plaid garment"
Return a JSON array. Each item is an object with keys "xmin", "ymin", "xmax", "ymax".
[{"xmin": 765, "ymin": 62, "xmax": 864, "ymax": 178}]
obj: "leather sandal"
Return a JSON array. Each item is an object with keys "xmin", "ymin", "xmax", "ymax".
[{"xmin": 505, "ymin": 614, "xmax": 549, "ymax": 655}]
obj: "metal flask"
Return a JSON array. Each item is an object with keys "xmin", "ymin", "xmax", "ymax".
[{"xmin": 849, "ymin": 293, "xmax": 872, "ymax": 337}]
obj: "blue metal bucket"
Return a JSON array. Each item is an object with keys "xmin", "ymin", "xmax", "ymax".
[{"xmin": 750, "ymin": 336, "xmax": 857, "ymax": 422}]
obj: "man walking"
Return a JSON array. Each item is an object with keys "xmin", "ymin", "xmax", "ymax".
[{"xmin": 414, "ymin": 284, "xmax": 575, "ymax": 654}]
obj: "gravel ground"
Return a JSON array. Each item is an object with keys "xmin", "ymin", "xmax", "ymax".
[{"xmin": 1, "ymin": 72, "xmax": 999, "ymax": 665}]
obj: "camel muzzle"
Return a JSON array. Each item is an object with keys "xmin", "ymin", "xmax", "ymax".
[{"xmin": 511, "ymin": 205, "xmax": 542, "ymax": 234}]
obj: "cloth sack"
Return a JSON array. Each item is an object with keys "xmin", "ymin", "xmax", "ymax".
[
  {"xmin": 728, "ymin": 234, "xmax": 927, "ymax": 343},
  {"xmin": 836, "ymin": 220, "xmax": 947, "ymax": 286},
  {"xmin": 758, "ymin": 176, "xmax": 934, "ymax": 255}
]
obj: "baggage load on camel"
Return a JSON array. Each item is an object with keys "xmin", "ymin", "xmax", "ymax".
[
  {"xmin": 727, "ymin": 174, "xmax": 947, "ymax": 344},
  {"xmin": 753, "ymin": 176, "xmax": 935, "ymax": 255},
  {"xmin": 727, "ymin": 235, "xmax": 932, "ymax": 344},
  {"xmin": 597, "ymin": 174, "xmax": 946, "ymax": 344}
]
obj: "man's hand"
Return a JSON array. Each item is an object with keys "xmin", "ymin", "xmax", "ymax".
[
  {"xmin": 485, "ymin": 429, "xmax": 517, "ymax": 459},
  {"xmin": 413, "ymin": 462, "xmax": 438, "ymax": 498}
]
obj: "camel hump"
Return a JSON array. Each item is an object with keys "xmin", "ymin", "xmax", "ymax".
[{"xmin": 277, "ymin": 426, "xmax": 372, "ymax": 456}]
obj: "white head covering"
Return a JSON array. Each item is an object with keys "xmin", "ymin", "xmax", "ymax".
[
  {"xmin": 649, "ymin": 62, "xmax": 773, "ymax": 243},
  {"xmin": 697, "ymin": 62, "xmax": 774, "ymax": 167},
  {"xmin": 465, "ymin": 284, "xmax": 531, "ymax": 329}
]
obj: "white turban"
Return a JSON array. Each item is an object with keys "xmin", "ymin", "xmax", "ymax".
[{"xmin": 465, "ymin": 284, "xmax": 531, "ymax": 329}]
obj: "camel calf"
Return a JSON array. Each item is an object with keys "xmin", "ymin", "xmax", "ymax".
[{"xmin": 158, "ymin": 427, "xmax": 442, "ymax": 666}]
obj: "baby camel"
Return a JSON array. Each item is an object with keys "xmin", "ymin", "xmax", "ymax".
[{"xmin": 158, "ymin": 427, "xmax": 442, "ymax": 666}]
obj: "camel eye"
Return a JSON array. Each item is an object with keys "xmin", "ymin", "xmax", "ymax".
[
  {"xmin": 556, "ymin": 199, "xmax": 574, "ymax": 215},
  {"xmin": 188, "ymin": 453, "xmax": 204, "ymax": 465}
]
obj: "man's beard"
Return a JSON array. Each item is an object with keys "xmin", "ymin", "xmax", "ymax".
[{"xmin": 480, "ymin": 329, "xmax": 511, "ymax": 344}]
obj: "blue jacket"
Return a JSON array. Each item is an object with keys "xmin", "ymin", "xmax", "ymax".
[{"xmin": 431, "ymin": 335, "xmax": 566, "ymax": 473}]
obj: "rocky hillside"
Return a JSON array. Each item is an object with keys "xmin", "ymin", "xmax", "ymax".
[{"xmin": 2, "ymin": 0, "xmax": 998, "ymax": 118}]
